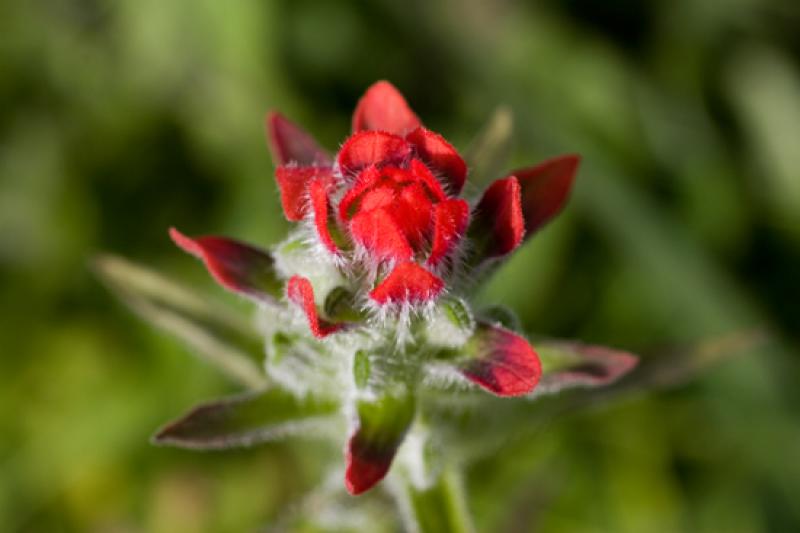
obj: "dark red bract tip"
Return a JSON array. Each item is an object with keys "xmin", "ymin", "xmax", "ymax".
[
  {"xmin": 266, "ymin": 112, "xmax": 331, "ymax": 166},
  {"xmin": 513, "ymin": 154, "xmax": 580, "ymax": 237},
  {"xmin": 169, "ymin": 227, "xmax": 279, "ymax": 301}
]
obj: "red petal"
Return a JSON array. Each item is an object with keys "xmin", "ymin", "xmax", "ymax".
[
  {"xmin": 473, "ymin": 176, "xmax": 524, "ymax": 257},
  {"xmin": 169, "ymin": 228, "xmax": 280, "ymax": 301},
  {"xmin": 410, "ymin": 158, "xmax": 447, "ymax": 202},
  {"xmin": 349, "ymin": 208, "xmax": 413, "ymax": 262},
  {"xmin": 265, "ymin": 112, "xmax": 331, "ymax": 166},
  {"xmin": 406, "ymin": 127, "xmax": 467, "ymax": 195},
  {"xmin": 338, "ymin": 166, "xmax": 383, "ymax": 221},
  {"xmin": 337, "ymin": 131, "xmax": 412, "ymax": 175},
  {"xmin": 395, "ymin": 183, "xmax": 433, "ymax": 246},
  {"xmin": 513, "ymin": 154, "xmax": 580, "ymax": 236},
  {"xmin": 352, "ymin": 80, "xmax": 422, "ymax": 135},
  {"xmin": 286, "ymin": 276, "xmax": 343, "ymax": 338},
  {"xmin": 369, "ymin": 262, "xmax": 444, "ymax": 305},
  {"xmin": 427, "ymin": 199, "xmax": 470, "ymax": 267},
  {"xmin": 459, "ymin": 323, "xmax": 541, "ymax": 396},
  {"xmin": 308, "ymin": 176, "xmax": 341, "ymax": 254},
  {"xmin": 274, "ymin": 165, "xmax": 332, "ymax": 221}
]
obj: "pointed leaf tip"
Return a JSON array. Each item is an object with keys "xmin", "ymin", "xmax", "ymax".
[
  {"xmin": 266, "ymin": 111, "xmax": 331, "ymax": 166},
  {"xmin": 537, "ymin": 341, "xmax": 638, "ymax": 392},
  {"xmin": 514, "ymin": 154, "xmax": 580, "ymax": 237},
  {"xmin": 169, "ymin": 227, "xmax": 280, "ymax": 301},
  {"xmin": 352, "ymin": 80, "xmax": 422, "ymax": 135},
  {"xmin": 457, "ymin": 322, "xmax": 541, "ymax": 396},
  {"xmin": 287, "ymin": 275, "xmax": 344, "ymax": 338}
]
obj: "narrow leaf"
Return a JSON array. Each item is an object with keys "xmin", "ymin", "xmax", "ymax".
[
  {"xmin": 346, "ymin": 391, "xmax": 416, "ymax": 495},
  {"xmin": 535, "ymin": 340, "xmax": 638, "ymax": 394},
  {"xmin": 154, "ymin": 388, "xmax": 339, "ymax": 449},
  {"xmin": 92, "ymin": 254, "xmax": 266, "ymax": 388}
]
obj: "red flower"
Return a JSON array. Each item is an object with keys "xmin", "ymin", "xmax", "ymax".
[
  {"xmin": 157, "ymin": 81, "xmax": 634, "ymax": 499},
  {"xmin": 268, "ymin": 81, "xmax": 578, "ymax": 310}
]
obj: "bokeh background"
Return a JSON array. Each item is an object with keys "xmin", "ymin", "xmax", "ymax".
[{"xmin": 2, "ymin": 0, "xmax": 799, "ymax": 531}]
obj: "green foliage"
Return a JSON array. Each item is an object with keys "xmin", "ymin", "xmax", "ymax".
[{"xmin": 1, "ymin": 0, "xmax": 799, "ymax": 532}]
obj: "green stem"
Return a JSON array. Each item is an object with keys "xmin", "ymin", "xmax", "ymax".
[{"xmin": 400, "ymin": 467, "xmax": 475, "ymax": 533}]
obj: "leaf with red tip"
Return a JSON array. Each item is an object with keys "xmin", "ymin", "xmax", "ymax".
[
  {"xmin": 169, "ymin": 228, "xmax": 281, "ymax": 301},
  {"xmin": 427, "ymin": 199, "xmax": 470, "ymax": 267},
  {"xmin": 369, "ymin": 262, "xmax": 444, "ymax": 305},
  {"xmin": 153, "ymin": 388, "xmax": 338, "ymax": 449},
  {"xmin": 308, "ymin": 176, "xmax": 343, "ymax": 254},
  {"xmin": 345, "ymin": 391, "xmax": 415, "ymax": 495},
  {"xmin": 286, "ymin": 276, "xmax": 344, "ymax": 338},
  {"xmin": 513, "ymin": 154, "xmax": 580, "ymax": 237},
  {"xmin": 349, "ymin": 208, "xmax": 413, "ymax": 262},
  {"xmin": 266, "ymin": 112, "xmax": 331, "ymax": 166},
  {"xmin": 456, "ymin": 322, "xmax": 541, "ymax": 396},
  {"xmin": 406, "ymin": 127, "xmax": 467, "ymax": 195},
  {"xmin": 471, "ymin": 176, "xmax": 524, "ymax": 259},
  {"xmin": 337, "ymin": 131, "xmax": 412, "ymax": 175},
  {"xmin": 352, "ymin": 80, "xmax": 422, "ymax": 135},
  {"xmin": 536, "ymin": 340, "xmax": 638, "ymax": 393},
  {"xmin": 275, "ymin": 165, "xmax": 333, "ymax": 221}
]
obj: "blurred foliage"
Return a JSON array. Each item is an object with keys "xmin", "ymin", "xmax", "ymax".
[{"xmin": 1, "ymin": 0, "xmax": 799, "ymax": 531}]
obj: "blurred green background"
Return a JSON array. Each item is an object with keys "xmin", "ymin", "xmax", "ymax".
[{"xmin": 2, "ymin": 0, "xmax": 799, "ymax": 531}]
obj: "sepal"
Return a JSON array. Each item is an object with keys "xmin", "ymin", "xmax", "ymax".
[{"xmin": 471, "ymin": 176, "xmax": 524, "ymax": 259}]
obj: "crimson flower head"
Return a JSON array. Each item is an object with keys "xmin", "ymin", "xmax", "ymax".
[
  {"xmin": 160, "ymin": 81, "xmax": 635, "ymax": 496},
  {"xmin": 269, "ymin": 81, "xmax": 577, "ymax": 311}
]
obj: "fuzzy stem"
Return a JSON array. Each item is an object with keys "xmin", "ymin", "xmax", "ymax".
[{"xmin": 399, "ymin": 467, "xmax": 475, "ymax": 533}]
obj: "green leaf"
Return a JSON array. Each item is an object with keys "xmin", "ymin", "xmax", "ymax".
[
  {"xmin": 92, "ymin": 254, "xmax": 267, "ymax": 389},
  {"xmin": 153, "ymin": 388, "xmax": 339, "ymax": 449},
  {"xmin": 400, "ymin": 468, "xmax": 475, "ymax": 533},
  {"xmin": 464, "ymin": 106, "xmax": 514, "ymax": 192}
]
